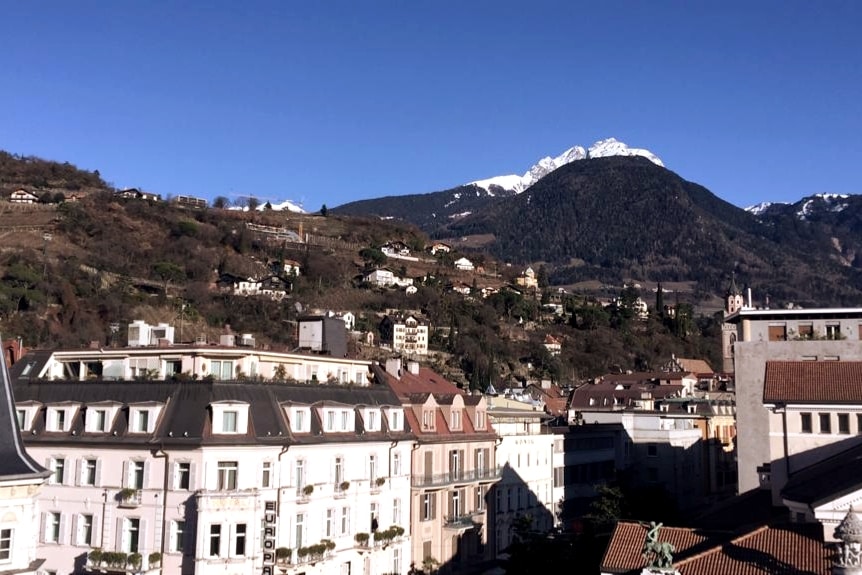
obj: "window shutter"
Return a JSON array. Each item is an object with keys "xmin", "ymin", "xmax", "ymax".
[
  {"xmin": 75, "ymin": 459, "xmax": 83, "ymax": 486},
  {"xmin": 72, "ymin": 514, "xmax": 80, "ymax": 545},
  {"xmin": 59, "ymin": 513, "xmax": 67, "ymax": 545},
  {"xmin": 169, "ymin": 462, "xmax": 177, "ymax": 490},
  {"xmin": 484, "ymin": 448, "xmax": 490, "ymax": 469},
  {"xmin": 139, "ymin": 519, "xmax": 148, "ymax": 554},
  {"xmin": 40, "ymin": 512, "xmax": 47, "ymax": 543},
  {"xmin": 431, "ymin": 493, "xmax": 437, "ymax": 519},
  {"xmin": 122, "ymin": 460, "xmax": 129, "ymax": 488},
  {"xmin": 116, "ymin": 518, "xmax": 126, "ymax": 552},
  {"xmin": 188, "ymin": 462, "xmax": 197, "ymax": 490},
  {"xmin": 448, "ymin": 492, "xmax": 454, "ymax": 517},
  {"xmin": 143, "ymin": 460, "xmax": 151, "ymax": 490},
  {"xmin": 92, "ymin": 513, "xmax": 102, "ymax": 548},
  {"xmin": 95, "ymin": 459, "xmax": 103, "ymax": 487},
  {"xmin": 473, "ymin": 449, "xmax": 479, "ymax": 472}
]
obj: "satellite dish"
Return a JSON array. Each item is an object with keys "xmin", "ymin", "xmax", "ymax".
[{"xmin": 294, "ymin": 302, "xmax": 304, "ymax": 313}]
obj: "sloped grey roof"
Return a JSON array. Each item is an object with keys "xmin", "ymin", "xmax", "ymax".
[{"xmin": 0, "ymin": 337, "xmax": 49, "ymax": 481}]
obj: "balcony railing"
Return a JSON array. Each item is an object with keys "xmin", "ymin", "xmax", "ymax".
[
  {"xmin": 412, "ymin": 466, "xmax": 501, "ymax": 488},
  {"xmin": 443, "ymin": 513, "xmax": 478, "ymax": 529}
]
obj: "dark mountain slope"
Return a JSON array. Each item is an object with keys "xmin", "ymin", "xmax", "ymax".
[
  {"xmin": 447, "ymin": 156, "xmax": 862, "ymax": 305},
  {"xmin": 332, "ymin": 183, "xmax": 514, "ymax": 233}
]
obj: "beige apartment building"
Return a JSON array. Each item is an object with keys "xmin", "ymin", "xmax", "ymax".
[{"xmin": 374, "ymin": 360, "xmax": 500, "ymax": 574}]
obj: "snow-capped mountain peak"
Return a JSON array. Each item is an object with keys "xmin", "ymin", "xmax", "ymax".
[
  {"xmin": 228, "ymin": 199, "xmax": 306, "ymax": 213},
  {"xmin": 470, "ymin": 138, "xmax": 663, "ymax": 194}
]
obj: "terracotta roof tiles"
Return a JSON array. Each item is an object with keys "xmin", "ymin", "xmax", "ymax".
[{"xmin": 763, "ymin": 361, "xmax": 862, "ymax": 403}]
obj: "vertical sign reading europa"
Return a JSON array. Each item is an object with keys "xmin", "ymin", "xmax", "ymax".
[{"xmin": 262, "ymin": 501, "xmax": 277, "ymax": 575}]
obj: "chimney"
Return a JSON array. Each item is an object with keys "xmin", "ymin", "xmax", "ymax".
[
  {"xmin": 407, "ymin": 361, "xmax": 420, "ymax": 375},
  {"xmin": 385, "ymin": 358, "xmax": 402, "ymax": 379}
]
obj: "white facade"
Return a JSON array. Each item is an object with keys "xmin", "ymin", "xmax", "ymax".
[
  {"xmin": 487, "ymin": 398, "xmax": 554, "ymax": 555},
  {"xmin": 454, "ymin": 258, "xmax": 474, "ymax": 272},
  {"xmin": 22, "ymin": 345, "xmax": 371, "ymax": 385}
]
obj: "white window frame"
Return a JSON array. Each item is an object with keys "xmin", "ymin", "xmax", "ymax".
[
  {"xmin": 0, "ymin": 528, "xmax": 12, "ymax": 561},
  {"xmin": 217, "ymin": 461, "xmax": 238, "ymax": 491}
]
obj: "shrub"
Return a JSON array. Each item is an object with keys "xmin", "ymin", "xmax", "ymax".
[
  {"xmin": 128, "ymin": 552, "xmax": 142, "ymax": 569},
  {"xmin": 339, "ymin": 481, "xmax": 350, "ymax": 491},
  {"xmin": 354, "ymin": 532, "xmax": 370, "ymax": 546},
  {"xmin": 148, "ymin": 551, "xmax": 162, "ymax": 566},
  {"xmin": 88, "ymin": 549, "xmax": 103, "ymax": 566},
  {"xmin": 375, "ymin": 477, "xmax": 386, "ymax": 487},
  {"xmin": 321, "ymin": 539, "xmax": 336, "ymax": 552},
  {"xmin": 303, "ymin": 484, "xmax": 314, "ymax": 496},
  {"xmin": 118, "ymin": 487, "xmax": 138, "ymax": 501},
  {"xmin": 276, "ymin": 547, "xmax": 291, "ymax": 561}
]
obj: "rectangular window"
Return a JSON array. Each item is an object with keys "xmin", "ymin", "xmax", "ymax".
[
  {"xmin": 223, "ymin": 411, "xmax": 238, "ymax": 433},
  {"xmin": 1, "ymin": 528, "xmax": 11, "ymax": 560},
  {"xmin": 83, "ymin": 459, "xmax": 97, "ymax": 486},
  {"xmin": 78, "ymin": 514, "xmax": 93, "ymax": 546},
  {"xmin": 341, "ymin": 507, "xmax": 350, "ymax": 535},
  {"xmin": 51, "ymin": 458, "xmax": 65, "ymax": 485},
  {"xmin": 475, "ymin": 486, "xmax": 486, "ymax": 511},
  {"xmin": 130, "ymin": 461, "xmax": 145, "ymax": 489},
  {"xmin": 390, "ymin": 410, "xmax": 402, "ymax": 430},
  {"xmin": 177, "ymin": 462, "xmax": 191, "ymax": 490},
  {"xmin": 369, "ymin": 455, "xmax": 377, "ymax": 482},
  {"xmin": 209, "ymin": 525, "xmax": 221, "ymax": 557},
  {"xmin": 262, "ymin": 461, "xmax": 272, "ymax": 488},
  {"xmin": 295, "ymin": 514, "xmax": 304, "ymax": 549},
  {"xmin": 452, "ymin": 410, "xmax": 461, "ymax": 430},
  {"xmin": 217, "ymin": 461, "xmax": 238, "ymax": 490},
  {"xmin": 820, "ymin": 413, "xmax": 832, "ymax": 434},
  {"xmin": 826, "ymin": 323, "xmax": 841, "ymax": 340},
  {"xmin": 136, "ymin": 410, "xmax": 150, "ymax": 433},
  {"xmin": 858, "ymin": 414, "xmax": 862, "ymax": 434},
  {"xmin": 234, "ymin": 524, "xmax": 247, "ymax": 556},
  {"xmin": 393, "ymin": 498, "xmax": 401, "ymax": 525},
  {"xmin": 172, "ymin": 521, "xmax": 185, "ymax": 552},
  {"xmin": 295, "ymin": 459, "xmax": 305, "ymax": 493},
  {"xmin": 325, "ymin": 509, "xmax": 334, "ymax": 537},
  {"xmin": 334, "ymin": 457, "xmax": 343, "ymax": 485},
  {"xmin": 801, "ymin": 412, "xmax": 813, "ymax": 433},
  {"xmin": 768, "ymin": 324, "xmax": 787, "ymax": 341},
  {"xmin": 647, "ymin": 444, "xmax": 658, "ymax": 457},
  {"xmin": 422, "ymin": 493, "xmax": 435, "ymax": 521},
  {"xmin": 294, "ymin": 410, "xmax": 306, "ymax": 431},
  {"xmin": 341, "ymin": 410, "xmax": 349, "ymax": 430},
  {"xmin": 393, "ymin": 548, "xmax": 401, "ymax": 574},
  {"xmin": 839, "ymin": 413, "xmax": 851, "ymax": 434},
  {"xmin": 798, "ymin": 323, "xmax": 813, "ymax": 339},
  {"xmin": 476, "ymin": 411, "xmax": 485, "ymax": 429},
  {"xmin": 16, "ymin": 409, "xmax": 25, "ymax": 430},
  {"xmin": 393, "ymin": 452, "xmax": 401, "ymax": 476},
  {"xmin": 125, "ymin": 518, "xmax": 140, "ymax": 553},
  {"xmin": 93, "ymin": 409, "xmax": 107, "ymax": 431},
  {"xmin": 367, "ymin": 410, "xmax": 377, "ymax": 430},
  {"xmin": 56, "ymin": 410, "xmax": 66, "ymax": 431},
  {"xmin": 326, "ymin": 411, "xmax": 335, "ymax": 431},
  {"xmin": 210, "ymin": 360, "xmax": 234, "ymax": 380},
  {"xmin": 46, "ymin": 513, "xmax": 60, "ymax": 543}
]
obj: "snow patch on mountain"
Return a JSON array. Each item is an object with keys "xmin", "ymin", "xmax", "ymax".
[
  {"xmin": 745, "ymin": 202, "xmax": 780, "ymax": 216},
  {"xmin": 797, "ymin": 194, "xmax": 850, "ymax": 220},
  {"xmin": 470, "ymin": 138, "xmax": 663, "ymax": 194},
  {"xmin": 229, "ymin": 199, "xmax": 306, "ymax": 213}
]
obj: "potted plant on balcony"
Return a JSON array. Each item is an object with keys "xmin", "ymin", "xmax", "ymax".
[
  {"xmin": 423, "ymin": 555, "xmax": 440, "ymax": 574},
  {"xmin": 375, "ymin": 477, "xmax": 386, "ymax": 487},
  {"xmin": 354, "ymin": 532, "xmax": 370, "ymax": 548},
  {"xmin": 128, "ymin": 552, "xmax": 142, "ymax": 570},
  {"xmin": 148, "ymin": 552, "xmax": 162, "ymax": 568},
  {"xmin": 302, "ymin": 484, "xmax": 315, "ymax": 496},
  {"xmin": 87, "ymin": 548, "xmax": 103, "ymax": 568},
  {"xmin": 339, "ymin": 480, "xmax": 350, "ymax": 491},
  {"xmin": 321, "ymin": 539, "xmax": 336, "ymax": 555},
  {"xmin": 276, "ymin": 547, "xmax": 291, "ymax": 564},
  {"xmin": 117, "ymin": 487, "xmax": 138, "ymax": 505}
]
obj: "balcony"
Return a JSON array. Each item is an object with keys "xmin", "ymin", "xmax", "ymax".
[
  {"xmin": 443, "ymin": 513, "xmax": 479, "ymax": 530},
  {"xmin": 412, "ymin": 466, "xmax": 501, "ymax": 488},
  {"xmin": 116, "ymin": 489, "xmax": 142, "ymax": 508}
]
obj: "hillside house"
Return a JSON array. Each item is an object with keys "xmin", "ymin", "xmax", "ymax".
[
  {"xmin": 381, "ymin": 241, "xmax": 411, "ymax": 257},
  {"xmin": 282, "ymin": 259, "xmax": 302, "ymax": 277},
  {"xmin": 364, "ymin": 268, "xmax": 413, "ymax": 288},
  {"xmin": 429, "ymin": 242, "xmax": 451, "ymax": 255},
  {"xmin": 10, "ymin": 189, "xmax": 38, "ymax": 203},
  {"xmin": 454, "ymin": 257, "xmax": 474, "ymax": 272},
  {"xmin": 379, "ymin": 314, "xmax": 429, "ymax": 356},
  {"xmin": 515, "ymin": 266, "xmax": 538, "ymax": 289},
  {"xmin": 543, "ymin": 334, "xmax": 562, "ymax": 356},
  {"xmin": 116, "ymin": 188, "xmax": 161, "ymax": 201}
]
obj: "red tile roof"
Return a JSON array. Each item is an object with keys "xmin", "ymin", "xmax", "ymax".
[
  {"xmin": 601, "ymin": 521, "xmax": 830, "ymax": 575},
  {"xmin": 601, "ymin": 522, "xmax": 711, "ymax": 574},
  {"xmin": 763, "ymin": 361, "xmax": 862, "ymax": 403}
]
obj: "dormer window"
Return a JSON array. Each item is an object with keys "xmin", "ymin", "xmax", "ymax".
[
  {"xmin": 388, "ymin": 409, "xmax": 403, "ymax": 431},
  {"xmin": 291, "ymin": 408, "xmax": 309, "ymax": 433},
  {"xmin": 16, "ymin": 409, "xmax": 25, "ymax": 429},
  {"xmin": 135, "ymin": 410, "xmax": 150, "ymax": 433},
  {"xmin": 84, "ymin": 403, "xmax": 121, "ymax": 433},
  {"xmin": 47, "ymin": 406, "xmax": 74, "ymax": 432},
  {"xmin": 366, "ymin": 410, "xmax": 379, "ymax": 432},
  {"xmin": 341, "ymin": 410, "xmax": 350, "ymax": 431},
  {"xmin": 326, "ymin": 410, "xmax": 335, "ymax": 431},
  {"xmin": 211, "ymin": 402, "xmax": 249, "ymax": 434},
  {"xmin": 451, "ymin": 410, "xmax": 462, "ymax": 430},
  {"xmin": 475, "ymin": 411, "xmax": 485, "ymax": 430},
  {"xmin": 422, "ymin": 410, "xmax": 435, "ymax": 430}
]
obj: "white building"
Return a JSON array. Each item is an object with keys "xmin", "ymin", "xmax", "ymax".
[
  {"xmin": 12, "ymin": 380, "xmax": 414, "ymax": 575},
  {"xmin": 454, "ymin": 258, "xmax": 474, "ymax": 272},
  {"xmin": 379, "ymin": 315, "xmax": 429, "ymax": 356},
  {"xmin": 1, "ymin": 341, "xmax": 50, "ymax": 575},
  {"xmin": 364, "ymin": 269, "xmax": 414, "ymax": 289},
  {"xmin": 486, "ymin": 397, "xmax": 554, "ymax": 556},
  {"xmin": 13, "ymin": 332, "xmax": 370, "ymax": 385}
]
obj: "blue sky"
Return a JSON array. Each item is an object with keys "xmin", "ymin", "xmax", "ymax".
[{"xmin": 1, "ymin": 1, "xmax": 860, "ymax": 210}]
